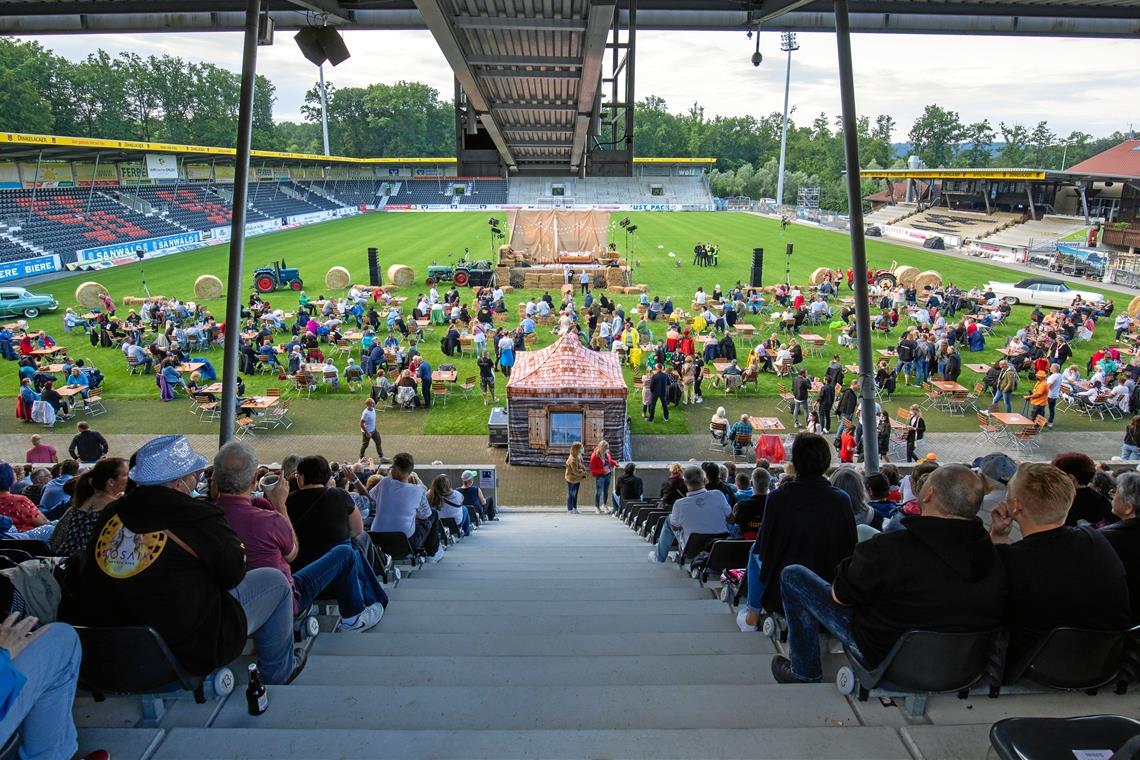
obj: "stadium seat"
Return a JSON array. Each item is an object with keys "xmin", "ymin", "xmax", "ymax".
[{"xmin": 989, "ymin": 715, "xmax": 1140, "ymax": 760}]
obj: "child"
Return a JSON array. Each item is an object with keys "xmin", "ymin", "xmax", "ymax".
[
  {"xmin": 805, "ymin": 410, "xmax": 823, "ymax": 434},
  {"xmin": 838, "ymin": 422, "xmax": 856, "ymax": 464}
]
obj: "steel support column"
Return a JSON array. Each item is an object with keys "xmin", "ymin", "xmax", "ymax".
[
  {"xmin": 85, "ymin": 152, "xmax": 101, "ymax": 215},
  {"xmin": 219, "ymin": 0, "xmax": 261, "ymax": 445},
  {"xmin": 833, "ymin": 0, "xmax": 878, "ymax": 474}
]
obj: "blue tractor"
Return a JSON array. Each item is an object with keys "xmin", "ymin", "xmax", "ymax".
[{"xmin": 253, "ymin": 259, "xmax": 304, "ymax": 293}]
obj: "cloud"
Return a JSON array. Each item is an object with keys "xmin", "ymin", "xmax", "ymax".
[{"xmin": 17, "ymin": 28, "xmax": 1140, "ymax": 139}]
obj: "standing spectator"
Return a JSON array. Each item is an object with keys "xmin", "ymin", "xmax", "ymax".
[
  {"xmin": 649, "ymin": 465, "xmax": 730, "ymax": 563},
  {"xmin": 99, "ymin": 291, "xmax": 115, "ymax": 316},
  {"xmin": 368, "ymin": 452, "xmax": 445, "ymax": 562},
  {"xmin": 564, "ymin": 442, "xmax": 588, "ymax": 514},
  {"xmin": 59, "ymin": 435, "xmax": 304, "ymax": 685},
  {"xmin": 756, "ymin": 433, "xmax": 857, "ymax": 616},
  {"xmin": 358, "ymin": 398, "xmax": 387, "ymax": 461},
  {"xmin": 1105, "ymin": 471, "xmax": 1140, "ymax": 624},
  {"xmin": 589, "ymin": 440, "xmax": 618, "ymax": 515},
  {"xmin": 1045, "ymin": 363, "xmax": 1063, "ymax": 427},
  {"xmin": 25, "ymin": 434, "xmax": 56, "ymax": 465},
  {"xmin": 579, "ymin": 269, "xmax": 590, "ymax": 295},
  {"xmin": 1123, "ymin": 416, "xmax": 1140, "ymax": 461},
  {"xmin": 1052, "ymin": 452, "xmax": 1117, "ymax": 527},
  {"xmin": 67, "ymin": 421, "xmax": 108, "ymax": 466},
  {"xmin": 770, "ymin": 464, "xmax": 1006, "ymax": 684},
  {"xmin": 791, "ymin": 370, "xmax": 810, "ymax": 428},
  {"xmin": 477, "ymin": 349, "xmax": 497, "ymax": 405},
  {"xmin": 905, "ymin": 404, "xmax": 925, "ymax": 462},
  {"xmin": 1026, "ymin": 370, "xmax": 1049, "ymax": 420},
  {"xmin": 991, "ymin": 360, "xmax": 1018, "ymax": 413},
  {"xmin": 647, "ymin": 366, "xmax": 671, "ymax": 422},
  {"xmin": 415, "ymin": 357, "xmax": 433, "ymax": 408},
  {"xmin": 833, "ymin": 380, "xmax": 858, "ymax": 449},
  {"xmin": 0, "ymin": 464, "xmax": 48, "ymax": 532},
  {"xmin": 816, "ymin": 380, "xmax": 835, "ymax": 433}
]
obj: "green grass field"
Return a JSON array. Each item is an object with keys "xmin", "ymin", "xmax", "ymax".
[{"xmin": 1, "ymin": 211, "xmax": 1123, "ymax": 437}]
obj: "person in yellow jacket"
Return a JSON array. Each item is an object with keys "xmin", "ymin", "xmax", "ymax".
[
  {"xmin": 1026, "ymin": 369, "xmax": 1050, "ymax": 420},
  {"xmin": 564, "ymin": 441, "xmax": 588, "ymax": 514}
]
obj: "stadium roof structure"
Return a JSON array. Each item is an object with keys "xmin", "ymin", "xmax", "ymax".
[{"xmin": 1065, "ymin": 140, "xmax": 1140, "ymax": 181}]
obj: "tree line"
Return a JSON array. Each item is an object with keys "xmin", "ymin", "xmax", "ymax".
[{"xmin": 1, "ymin": 39, "xmax": 1129, "ymax": 212}]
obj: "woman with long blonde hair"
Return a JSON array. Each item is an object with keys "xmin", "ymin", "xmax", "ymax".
[{"xmin": 564, "ymin": 442, "xmax": 588, "ymax": 513}]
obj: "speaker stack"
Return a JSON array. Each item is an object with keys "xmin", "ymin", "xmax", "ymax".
[
  {"xmin": 367, "ymin": 247, "xmax": 380, "ymax": 286},
  {"xmin": 750, "ymin": 247, "xmax": 764, "ymax": 287}
]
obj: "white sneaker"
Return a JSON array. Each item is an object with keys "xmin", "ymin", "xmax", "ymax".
[
  {"xmin": 648, "ymin": 550, "xmax": 661, "ymax": 563},
  {"xmin": 428, "ymin": 546, "xmax": 446, "ymax": 563},
  {"xmin": 595, "ymin": 507, "xmax": 603, "ymax": 514},
  {"xmin": 736, "ymin": 607, "xmax": 758, "ymax": 633},
  {"xmin": 340, "ymin": 602, "xmax": 384, "ymax": 633}
]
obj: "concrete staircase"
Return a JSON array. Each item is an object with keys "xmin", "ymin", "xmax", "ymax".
[{"xmin": 73, "ymin": 512, "xmax": 1140, "ymax": 759}]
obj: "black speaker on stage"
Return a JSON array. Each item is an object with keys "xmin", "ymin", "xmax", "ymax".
[
  {"xmin": 750, "ymin": 247, "xmax": 764, "ymax": 287},
  {"xmin": 786, "ymin": 243, "xmax": 794, "ymax": 257},
  {"xmin": 367, "ymin": 247, "xmax": 380, "ymax": 286}
]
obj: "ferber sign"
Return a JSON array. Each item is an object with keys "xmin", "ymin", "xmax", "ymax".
[{"xmin": 0, "ymin": 254, "xmax": 61, "ymax": 282}]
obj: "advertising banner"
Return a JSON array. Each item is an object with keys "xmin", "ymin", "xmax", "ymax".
[
  {"xmin": 145, "ymin": 154, "xmax": 178, "ymax": 179},
  {"xmin": 880, "ymin": 224, "xmax": 961, "ymax": 249},
  {"xmin": 77, "ymin": 231, "xmax": 202, "ymax": 263},
  {"xmin": 0, "ymin": 254, "xmax": 60, "ymax": 282}
]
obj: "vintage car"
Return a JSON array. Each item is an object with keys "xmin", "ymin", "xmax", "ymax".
[
  {"xmin": 0, "ymin": 287, "xmax": 59, "ymax": 318},
  {"xmin": 986, "ymin": 278, "xmax": 1104, "ymax": 308}
]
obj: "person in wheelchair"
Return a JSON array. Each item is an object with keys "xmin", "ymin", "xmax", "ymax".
[{"xmin": 770, "ymin": 464, "xmax": 1006, "ymax": 684}]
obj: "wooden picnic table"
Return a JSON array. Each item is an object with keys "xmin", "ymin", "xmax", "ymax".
[
  {"xmin": 996, "ymin": 347, "xmax": 1024, "ymax": 357},
  {"xmin": 712, "ymin": 360, "xmax": 731, "ymax": 374},
  {"xmin": 241, "ymin": 396, "xmax": 279, "ymax": 411},
  {"xmin": 877, "ymin": 348, "xmax": 897, "ymax": 358},
  {"xmin": 965, "ymin": 363, "xmax": 991, "ymax": 374},
  {"xmin": 748, "ymin": 416, "xmax": 786, "ymax": 432},
  {"xmin": 57, "ymin": 385, "xmax": 87, "ymax": 398},
  {"xmin": 201, "ymin": 383, "xmax": 224, "ymax": 395},
  {"xmin": 735, "ymin": 324, "xmax": 756, "ymax": 337},
  {"xmin": 80, "ymin": 312, "xmax": 100, "ymax": 321},
  {"xmin": 175, "ymin": 362, "xmax": 204, "ymax": 374},
  {"xmin": 432, "ymin": 370, "xmax": 457, "ymax": 383},
  {"xmin": 799, "ymin": 333, "xmax": 825, "ymax": 344},
  {"xmin": 931, "ymin": 380, "xmax": 968, "ymax": 393},
  {"xmin": 44, "ymin": 364, "xmax": 65, "ymax": 373},
  {"xmin": 30, "ymin": 346, "xmax": 64, "ymax": 357},
  {"xmin": 342, "ymin": 331, "xmax": 363, "ymax": 341},
  {"xmin": 991, "ymin": 412, "xmax": 1035, "ymax": 428},
  {"xmin": 844, "ymin": 364, "xmax": 861, "ymax": 375}
]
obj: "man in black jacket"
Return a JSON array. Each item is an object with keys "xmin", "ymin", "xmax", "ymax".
[
  {"xmin": 896, "ymin": 331, "xmax": 916, "ymax": 386},
  {"xmin": 60, "ymin": 435, "xmax": 304, "ymax": 685},
  {"xmin": 791, "ymin": 370, "xmax": 810, "ymax": 428},
  {"xmin": 833, "ymin": 380, "xmax": 858, "ymax": 448},
  {"xmin": 67, "ymin": 421, "xmax": 108, "ymax": 466},
  {"xmin": 647, "ymin": 366, "xmax": 670, "ymax": 422},
  {"xmin": 943, "ymin": 344, "xmax": 962, "ymax": 382},
  {"xmin": 816, "ymin": 380, "xmax": 836, "ymax": 433},
  {"xmin": 771, "ymin": 464, "xmax": 1007, "ymax": 684}
]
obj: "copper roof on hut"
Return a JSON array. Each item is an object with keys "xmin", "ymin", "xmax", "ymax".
[{"xmin": 507, "ymin": 331, "xmax": 628, "ymax": 399}]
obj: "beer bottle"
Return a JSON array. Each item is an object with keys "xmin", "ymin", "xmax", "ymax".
[{"xmin": 246, "ymin": 663, "xmax": 268, "ymax": 716}]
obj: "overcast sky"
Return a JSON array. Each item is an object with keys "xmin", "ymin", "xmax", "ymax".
[{"xmin": 22, "ymin": 29, "xmax": 1140, "ymax": 141}]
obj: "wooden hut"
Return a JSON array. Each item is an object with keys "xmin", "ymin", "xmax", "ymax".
[{"xmin": 506, "ymin": 331, "xmax": 629, "ymax": 467}]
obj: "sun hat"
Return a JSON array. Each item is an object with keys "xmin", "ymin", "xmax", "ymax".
[{"xmin": 129, "ymin": 435, "xmax": 209, "ymax": 486}]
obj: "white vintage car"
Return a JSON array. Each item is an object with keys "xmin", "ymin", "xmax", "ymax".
[{"xmin": 986, "ymin": 278, "xmax": 1104, "ymax": 309}]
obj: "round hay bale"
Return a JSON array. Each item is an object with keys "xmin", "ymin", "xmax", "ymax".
[
  {"xmin": 75, "ymin": 282, "xmax": 108, "ymax": 309},
  {"xmin": 893, "ymin": 265, "xmax": 920, "ymax": 288},
  {"xmin": 1127, "ymin": 295, "xmax": 1140, "ymax": 318},
  {"xmin": 386, "ymin": 264, "xmax": 414, "ymax": 287},
  {"xmin": 914, "ymin": 269, "xmax": 943, "ymax": 291},
  {"xmin": 193, "ymin": 275, "xmax": 223, "ymax": 300},
  {"xmin": 325, "ymin": 266, "xmax": 351, "ymax": 290},
  {"xmin": 809, "ymin": 267, "xmax": 831, "ymax": 286}
]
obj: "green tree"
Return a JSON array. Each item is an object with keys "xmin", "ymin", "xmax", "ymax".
[
  {"xmin": 958, "ymin": 120, "xmax": 995, "ymax": 168},
  {"xmin": 908, "ymin": 104, "xmax": 963, "ymax": 168},
  {"xmin": 997, "ymin": 122, "xmax": 1030, "ymax": 167}
]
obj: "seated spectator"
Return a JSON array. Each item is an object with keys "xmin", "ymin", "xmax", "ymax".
[
  {"xmin": 730, "ymin": 467, "xmax": 770, "ymax": 543},
  {"xmin": 214, "ymin": 442, "xmax": 386, "ymax": 633},
  {"xmin": 1105, "ymin": 471, "xmax": 1140, "ymax": 625},
  {"xmin": 771, "ymin": 464, "xmax": 1007, "ymax": 684},
  {"xmin": 658, "ymin": 462, "xmax": 688, "ymax": 508},
  {"xmin": 649, "ymin": 465, "xmax": 730, "ymax": 563},
  {"xmin": 60, "ymin": 435, "xmax": 305, "ymax": 685},
  {"xmin": 368, "ymin": 453, "xmax": 445, "ymax": 562},
  {"xmin": 830, "ymin": 468, "xmax": 883, "ymax": 535},
  {"xmin": 0, "ymin": 464, "xmax": 49, "ymax": 533},
  {"xmin": 989, "ymin": 462, "xmax": 1131, "ymax": 666},
  {"xmin": 50, "ymin": 458, "xmax": 127, "ymax": 558},
  {"xmin": 865, "ymin": 472, "xmax": 899, "ymax": 521},
  {"xmin": 728, "ymin": 414, "xmax": 754, "ymax": 455},
  {"xmin": 428, "ymin": 474, "xmax": 472, "ymax": 537},
  {"xmin": 1052, "ymin": 452, "xmax": 1118, "ymax": 527},
  {"xmin": 613, "ymin": 462, "xmax": 643, "ymax": 513},
  {"xmin": 38, "ymin": 460, "xmax": 79, "ymax": 518},
  {"xmin": 458, "ymin": 470, "xmax": 495, "ymax": 521},
  {"xmin": 285, "ymin": 456, "xmax": 365, "ymax": 572},
  {"xmin": 0, "ymin": 616, "xmax": 109, "ymax": 760},
  {"xmin": 756, "ymin": 433, "xmax": 857, "ymax": 617},
  {"xmin": 20, "ymin": 468, "xmax": 51, "ymax": 508}
]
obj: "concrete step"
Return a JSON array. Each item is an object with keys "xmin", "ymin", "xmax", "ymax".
[
  {"xmin": 900, "ymin": 725, "xmax": 992, "ymax": 760},
  {"xmin": 388, "ymin": 583, "xmax": 714, "ymax": 601},
  {"xmin": 207, "ymin": 684, "xmax": 859, "ymax": 730},
  {"xmin": 292, "ymin": 654, "xmax": 777, "ymax": 687},
  {"xmin": 375, "ymin": 599, "xmax": 728, "ymax": 616},
  {"xmin": 77, "ymin": 728, "xmax": 163, "ymax": 760},
  {"xmin": 150, "ymin": 727, "xmax": 912, "ymax": 759},
  {"xmin": 372, "ymin": 611, "xmax": 740, "ymax": 634},
  {"xmin": 311, "ymin": 632, "xmax": 777, "ymax": 657}
]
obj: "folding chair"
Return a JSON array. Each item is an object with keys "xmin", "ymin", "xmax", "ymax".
[
  {"xmin": 432, "ymin": 381, "xmax": 448, "ymax": 406},
  {"xmin": 459, "ymin": 375, "xmax": 477, "ymax": 399}
]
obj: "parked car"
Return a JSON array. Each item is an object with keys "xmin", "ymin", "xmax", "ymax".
[
  {"xmin": 0, "ymin": 287, "xmax": 59, "ymax": 318},
  {"xmin": 986, "ymin": 278, "xmax": 1104, "ymax": 309}
]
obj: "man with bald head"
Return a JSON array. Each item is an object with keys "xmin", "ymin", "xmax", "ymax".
[{"xmin": 772, "ymin": 464, "xmax": 1008, "ymax": 684}]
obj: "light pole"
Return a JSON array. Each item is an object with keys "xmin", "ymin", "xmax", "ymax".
[
  {"xmin": 318, "ymin": 63, "xmax": 331, "ymax": 156},
  {"xmin": 775, "ymin": 32, "xmax": 799, "ymax": 209}
]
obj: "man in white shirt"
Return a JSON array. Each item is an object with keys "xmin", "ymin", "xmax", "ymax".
[
  {"xmin": 525, "ymin": 299, "xmax": 537, "ymax": 317},
  {"xmin": 1045, "ymin": 363, "xmax": 1063, "ymax": 426},
  {"xmin": 369, "ymin": 452, "xmax": 445, "ymax": 562},
  {"xmin": 694, "ymin": 288, "xmax": 708, "ymax": 305},
  {"xmin": 123, "ymin": 339, "xmax": 154, "ymax": 374},
  {"xmin": 649, "ymin": 466, "xmax": 730, "ymax": 562},
  {"xmin": 578, "ymin": 270, "xmax": 590, "ymax": 294},
  {"xmin": 359, "ymin": 398, "xmax": 387, "ymax": 460},
  {"xmin": 536, "ymin": 299, "xmax": 552, "ymax": 317},
  {"xmin": 492, "ymin": 286, "xmax": 505, "ymax": 306}
]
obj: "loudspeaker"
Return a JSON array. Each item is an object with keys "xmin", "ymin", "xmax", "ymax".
[
  {"xmin": 922, "ymin": 236, "xmax": 945, "ymax": 250},
  {"xmin": 367, "ymin": 247, "xmax": 380, "ymax": 286},
  {"xmin": 786, "ymin": 243, "xmax": 794, "ymax": 256},
  {"xmin": 750, "ymin": 247, "xmax": 764, "ymax": 288},
  {"xmin": 294, "ymin": 26, "xmax": 351, "ymax": 67}
]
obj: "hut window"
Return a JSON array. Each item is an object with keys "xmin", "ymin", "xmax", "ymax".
[{"xmin": 548, "ymin": 411, "xmax": 583, "ymax": 447}]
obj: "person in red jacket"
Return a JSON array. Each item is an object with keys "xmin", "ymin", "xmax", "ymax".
[
  {"xmin": 589, "ymin": 440, "xmax": 618, "ymax": 515},
  {"xmin": 679, "ymin": 328, "xmax": 695, "ymax": 357}
]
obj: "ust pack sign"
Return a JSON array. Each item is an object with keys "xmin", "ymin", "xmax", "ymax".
[{"xmin": 145, "ymin": 153, "xmax": 178, "ymax": 180}]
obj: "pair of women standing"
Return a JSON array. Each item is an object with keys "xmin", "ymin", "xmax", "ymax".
[{"xmin": 564, "ymin": 440, "xmax": 618, "ymax": 514}]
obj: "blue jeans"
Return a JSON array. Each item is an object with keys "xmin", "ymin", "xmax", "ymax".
[
  {"xmin": 915, "ymin": 360, "xmax": 930, "ymax": 385},
  {"xmin": 653, "ymin": 521, "xmax": 677, "ymax": 562},
  {"xmin": 458, "ymin": 507, "xmax": 473, "ymax": 536},
  {"xmin": 1123, "ymin": 443, "xmax": 1140, "ymax": 461},
  {"xmin": 293, "ymin": 543, "xmax": 388, "ymax": 620},
  {"xmin": 746, "ymin": 552, "xmax": 765, "ymax": 613},
  {"xmin": 992, "ymin": 389, "xmax": 1012, "ymax": 412},
  {"xmin": 566, "ymin": 481, "xmax": 580, "ymax": 512},
  {"xmin": 833, "ymin": 413, "xmax": 853, "ymax": 448},
  {"xmin": 595, "ymin": 474, "xmax": 611, "ymax": 508},
  {"xmin": 228, "ymin": 567, "xmax": 295, "ymax": 685},
  {"xmin": 0, "ymin": 623, "xmax": 80, "ymax": 760},
  {"xmin": 1047, "ymin": 397, "xmax": 1057, "ymax": 424},
  {"xmin": 780, "ymin": 564, "xmax": 862, "ymax": 682}
]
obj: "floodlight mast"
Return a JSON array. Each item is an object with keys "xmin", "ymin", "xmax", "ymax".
[{"xmin": 775, "ymin": 32, "xmax": 799, "ymax": 210}]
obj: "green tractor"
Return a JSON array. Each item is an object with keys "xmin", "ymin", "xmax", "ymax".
[
  {"xmin": 425, "ymin": 252, "xmax": 496, "ymax": 288},
  {"xmin": 253, "ymin": 259, "xmax": 303, "ymax": 293}
]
